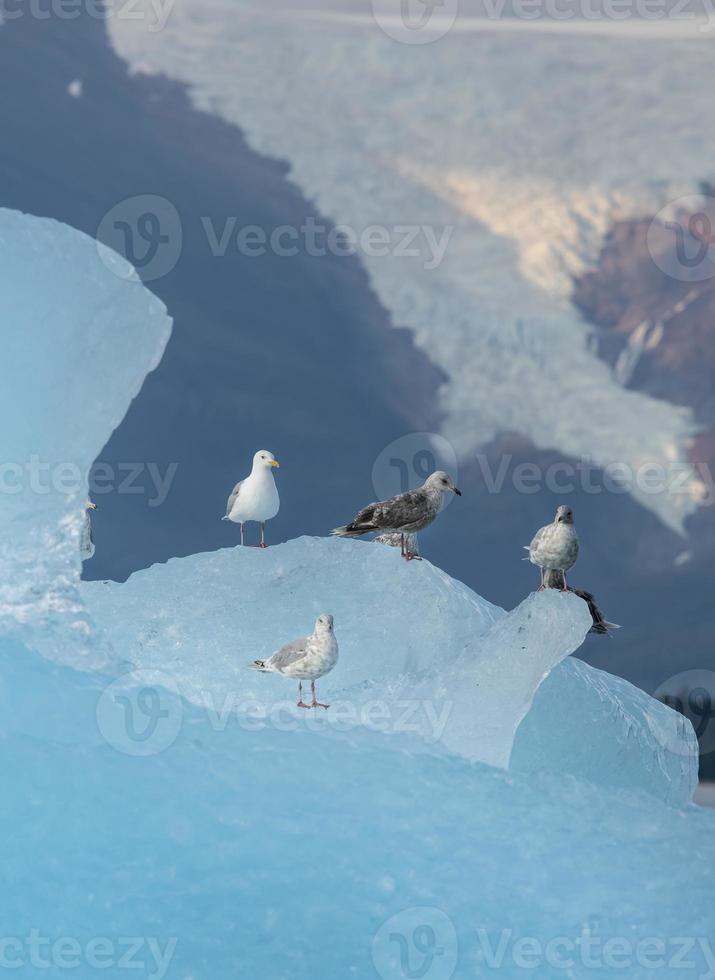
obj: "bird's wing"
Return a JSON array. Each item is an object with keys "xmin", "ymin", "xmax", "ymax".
[
  {"xmin": 269, "ymin": 637, "xmax": 309, "ymax": 671},
  {"xmin": 375, "ymin": 488, "xmax": 429, "ymax": 528},
  {"xmin": 225, "ymin": 479, "xmax": 244, "ymax": 517},
  {"xmin": 528, "ymin": 524, "xmax": 548, "ymax": 552}
]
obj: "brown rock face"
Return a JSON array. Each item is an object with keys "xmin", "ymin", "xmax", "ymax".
[{"xmin": 572, "ymin": 195, "xmax": 715, "ymax": 555}]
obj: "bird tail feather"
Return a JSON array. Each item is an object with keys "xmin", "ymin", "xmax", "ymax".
[
  {"xmin": 249, "ymin": 660, "xmax": 268, "ymax": 670},
  {"xmin": 331, "ymin": 523, "xmax": 373, "ymax": 537}
]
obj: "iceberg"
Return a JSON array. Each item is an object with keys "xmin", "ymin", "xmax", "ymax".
[{"xmin": 1, "ymin": 208, "xmax": 713, "ymax": 980}]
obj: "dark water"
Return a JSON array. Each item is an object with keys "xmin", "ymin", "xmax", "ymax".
[{"xmin": 2, "ymin": 8, "xmax": 713, "ymax": 724}]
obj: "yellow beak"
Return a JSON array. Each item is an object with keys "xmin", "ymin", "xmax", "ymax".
[{"xmin": 270, "ymin": 460, "xmax": 280, "ymax": 468}]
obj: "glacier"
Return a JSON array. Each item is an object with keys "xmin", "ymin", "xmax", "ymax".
[
  {"xmin": 106, "ymin": 0, "xmax": 715, "ymax": 531},
  {"xmin": 1, "ymin": 207, "xmax": 714, "ymax": 979}
]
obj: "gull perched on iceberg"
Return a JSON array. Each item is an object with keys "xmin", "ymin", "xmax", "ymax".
[
  {"xmin": 80, "ymin": 500, "xmax": 97, "ymax": 561},
  {"xmin": 526, "ymin": 505, "xmax": 579, "ymax": 589},
  {"xmin": 223, "ymin": 450, "xmax": 280, "ymax": 547},
  {"xmin": 250, "ymin": 614, "xmax": 338, "ymax": 709},
  {"xmin": 332, "ymin": 471, "xmax": 461, "ymax": 560}
]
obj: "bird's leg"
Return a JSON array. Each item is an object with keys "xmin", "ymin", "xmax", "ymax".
[
  {"xmin": 297, "ymin": 682, "xmax": 310, "ymax": 709},
  {"xmin": 240, "ymin": 523, "xmax": 245, "ymax": 547},
  {"xmin": 310, "ymin": 680, "xmax": 329, "ymax": 710},
  {"xmin": 560, "ymin": 570, "xmax": 568, "ymax": 592},
  {"xmin": 258, "ymin": 522, "xmax": 268, "ymax": 549},
  {"xmin": 401, "ymin": 533, "xmax": 421, "ymax": 561},
  {"xmin": 537, "ymin": 567, "xmax": 545, "ymax": 592}
]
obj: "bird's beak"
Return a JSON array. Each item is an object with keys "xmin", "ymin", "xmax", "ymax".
[
  {"xmin": 453, "ymin": 487, "xmax": 462, "ymax": 496},
  {"xmin": 270, "ymin": 460, "xmax": 280, "ymax": 468}
]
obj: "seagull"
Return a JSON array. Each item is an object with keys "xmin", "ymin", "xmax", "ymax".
[
  {"xmin": 331, "ymin": 471, "xmax": 461, "ymax": 560},
  {"xmin": 80, "ymin": 500, "xmax": 97, "ymax": 561},
  {"xmin": 526, "ymin": 504, "xmax": 579, "ymax": 589},
  {"xmin": 249, "ymin": 614, "xmax": 338, "ymax": 709},
  {"xmin": 222, "ymin": 450, "xmax": 280, "ymax": 547},
  {"xmin": 543, "ymin": 569, "xmax": 620, "ymax": 635}
]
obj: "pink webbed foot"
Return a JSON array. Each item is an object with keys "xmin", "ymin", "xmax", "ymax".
[
  {"xmin": 311, "ymin": 700, "xmax": 330, "ymax": 710},
  {"xmin": 403, "ymin": 552, "xmax": 422, "ymax": 561},
  {"xmin": 297, "ymin": 701, "xmax": 311, "ymax": 709}
]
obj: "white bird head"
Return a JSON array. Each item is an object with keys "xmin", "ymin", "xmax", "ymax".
[
  {"xmin": 85, "ymin": 500, "xmax": 97, "ymax": 511},
  {"xmin": 252, "ymin": 450, "xmax": 280, "ymax": 470},
  {"xmin": 555, "ymin": 504, "xmax": 574, "ymax": 525},
  {"xmin": 424, "ymin": 471, "xmax": 461, "ymax": 496},
  {"xmin": 315, "ymin": 613, "xmax": 334, "ymax": 634}
]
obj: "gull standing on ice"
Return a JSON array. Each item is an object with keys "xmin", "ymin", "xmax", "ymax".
[
  {"xmin": 80, "ymin": 500, "xmax": 97, "ymax": 561},
  {"xmin": 526, "ymin": 504, "xmax": 579, "ymax": 589},
  {"xmin": 331, "ymin": 471, "xmax": 461, "ymax": 560},
  {"xmin": 543, "ymin": 569, "xmax": 619, "ymax": 635},
  {"xmin": 223, "ymin": 449, "xmax": 280, "ymax": 547},
  {"xmin": 250, "ymin": 614, "xmax": 338, "ymax": 709}
]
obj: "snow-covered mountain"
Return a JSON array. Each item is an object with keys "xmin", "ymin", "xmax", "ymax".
[{"xmin": 108, "ymin": 0, "xmax": 715, "ymax": 533}]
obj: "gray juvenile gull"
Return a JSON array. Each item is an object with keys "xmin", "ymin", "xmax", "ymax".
[
  {"xmin": 80, "ymin": 500, "xmax": 96, "ymax": 561},
  {"xmin": 332, "ymin": 470, "xmax": 461, "ymax": 561},
  {"xmin": 250, "ymin": 614, "xmax": 338, "ymax": 709},
  {"xmin": 543, "ymin": 569, "xmax": 620, "ymax": 635},
  {"xmin": 526, "ymin": 504, "xmax": 579, "ymax": 588},
  {"xmin": 222, "ymin": 449, "xmax": 280, "ymax": 547}
]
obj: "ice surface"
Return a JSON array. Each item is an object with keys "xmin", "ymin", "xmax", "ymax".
[
  {"xmin": 107, "ymin": 2, "xmax": 714, "ymax": 530},
  {"xmin": 513, "ymin": 657, "xmax": 699, "ymax": 807},
  {"xmin": 81, "ymin": 537, "xmax": 696, "ymax": 799},
  {"xmin": 0, "ymin": 208, "xmax": 171, "ymax": 660},
  {"xmin": 1, "ymin": 209, "xmax": 713, "ymax": 978},
  {"xmin": 1, "ymin": 635, "xmax": 714, "ymax": 980}
]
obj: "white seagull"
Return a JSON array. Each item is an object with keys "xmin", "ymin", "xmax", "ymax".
[
  {"xmin": 526, "ymin": 505, "xmax": 579, "ymax": 589},
  {"xmin": 80, "ymin": 500, "xmax": 97, "ymax": 561},
  {"xmin": 250, "ymin": 614, "xmax": 338, "ymax": 709},
  {"xmin": 223, "ymin": 449, "xmax": 280, "ymax": 547}
]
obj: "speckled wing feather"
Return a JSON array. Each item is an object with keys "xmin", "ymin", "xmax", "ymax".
[{"xmin": 372, "ymin": 488, "xmax": 433, "ymax": 530}]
